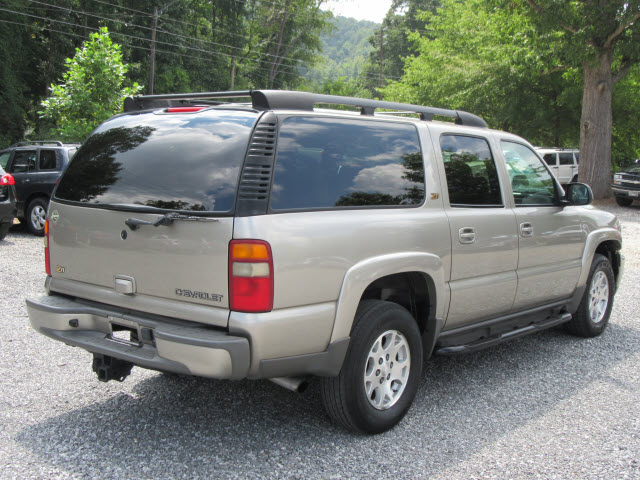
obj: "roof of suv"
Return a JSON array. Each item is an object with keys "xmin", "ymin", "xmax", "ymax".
[
  {"xmin": 9, "ymin": 141, "xmax": 80, "ymax": 149},
  {"xmin": 535, "ymin": 147, "xmax": 578, "ymax": 153},
  {"xmin": 124, "ymin": 89, "xmax": 489, "ymax": 129}
]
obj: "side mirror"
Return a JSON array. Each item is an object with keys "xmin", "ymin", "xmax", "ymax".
[{"xmin": 564, "ymin": 182, "xmax": 593, "ymax": 206}]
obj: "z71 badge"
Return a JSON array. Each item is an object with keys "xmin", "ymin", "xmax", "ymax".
[{"xmin": 175, "ymin": 288, "xmax": 223, "ymax": 302}]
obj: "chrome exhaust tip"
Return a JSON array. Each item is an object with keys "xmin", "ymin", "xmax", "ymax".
[{"xmin": 269, "ymin": 376, "xmax": 308, "ymax": 393}]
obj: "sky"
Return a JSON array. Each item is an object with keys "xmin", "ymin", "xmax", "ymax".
[{"xmin": 323, "ymin": 0, "xmax": 394, "ymax": 23}]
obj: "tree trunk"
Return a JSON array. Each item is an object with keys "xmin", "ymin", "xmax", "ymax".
[{"xmin": 578, "ymin": 50, "xmax": 613, "ymax": 199}]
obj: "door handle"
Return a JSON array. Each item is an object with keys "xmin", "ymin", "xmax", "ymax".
[
  {"xmin": 459, "ymin": 227, "xmax": 476, "ymax": 244},
  {"xmin": 520, "ymin": 222, "xmax": 534, "ymax": 237}
]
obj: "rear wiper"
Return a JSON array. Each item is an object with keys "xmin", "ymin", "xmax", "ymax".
[{"xmin": 125, "ymin": 212, "xmax": 219, "ymax": 231}]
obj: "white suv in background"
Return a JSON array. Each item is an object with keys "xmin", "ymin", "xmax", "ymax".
[{"xmin": 536, "ymin": 148, "xmax": 579, "ymax": 184}]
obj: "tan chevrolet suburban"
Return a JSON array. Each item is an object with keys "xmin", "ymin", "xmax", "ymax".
[{"xmin": 26, "ymin": 90, "xmax": 623, "ymax": 434}]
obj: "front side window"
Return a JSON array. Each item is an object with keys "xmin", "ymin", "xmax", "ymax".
[
  {"xmin": 11, "ymin": 150, "xmax": 36, "ymax": 173},
  {"xmin": 542, "ymin": 153, "xmax": 557, "ymax": 166},
  {"xmin": 440, "ymin": 135, "xmax": 502, "ymax": 206},
  {"xmin": 270, "ymin": 117, "xmax": 425, "ymax": 210},
  {"xmin": 501, "ymin": 141, "xmax": 556, "ymax": 205}
]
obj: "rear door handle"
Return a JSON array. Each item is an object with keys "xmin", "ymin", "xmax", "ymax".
[
  {"xmin": 459, "ymin": 227, "xmax": 476, "ymax": 244},
  {"xmin": 520, "ymin": 222, "xmax": 534, "ymax": 237}
]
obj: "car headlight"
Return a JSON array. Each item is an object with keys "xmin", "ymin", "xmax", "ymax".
[{"xmin": 613, "ymin": 174, "xmax": 622, "ymax": 184}]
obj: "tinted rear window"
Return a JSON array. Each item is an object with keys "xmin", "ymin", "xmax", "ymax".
[
  {"xmin": 270, "ymin": 117, "xmax": 425, "ymax": 209},
  {"xmin": 55, "ymin": 110, "xmax": 258, "ymax": 213}
]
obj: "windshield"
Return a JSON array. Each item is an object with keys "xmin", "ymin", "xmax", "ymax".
[{"xmin": 55, "ymin": 109, "xmax": 259, "ymax": 213}]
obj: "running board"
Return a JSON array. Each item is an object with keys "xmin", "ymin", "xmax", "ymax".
[{"xmin": 434, "ymin": 313, "xmax": 572, "ymax": 355}]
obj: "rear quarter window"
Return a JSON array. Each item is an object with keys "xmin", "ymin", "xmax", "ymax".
[{"xmin": 270, "ymin": 117, "xmax": 425, "ymax": 210}]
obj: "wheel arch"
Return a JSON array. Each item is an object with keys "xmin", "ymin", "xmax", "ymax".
[
  {"xmin": 24, "ymin": 192, "xmax": 50, "ymax": 213},
  {"xmin": 329, "ymin": 252, "xmax": 447, "ymax": 349},
  {"xmin": 578, "ymin": 228, "xmax": 622, "ymax": 289}
]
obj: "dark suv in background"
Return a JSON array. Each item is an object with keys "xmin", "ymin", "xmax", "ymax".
[
  {"xmin": 0, "ymin": 141, "xmax": 79, "ymax": 235},
  {"xmin": 611, "ymin": 159, "xmax": 640, "ymax": 207},
  {"xmin": 0, "ymin": 165, "xmax": 17, "ymax": 241}
]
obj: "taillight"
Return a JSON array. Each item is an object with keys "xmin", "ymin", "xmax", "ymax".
[
  {"xmin": 44, "ymin": 219, "xmax": 51, "ymax": 276},
  {"xmin": 229, "ymin": 240, "xmax": 273, "ymax": 313},
  {"xmin": 166, "ymin": 106, "xmax": 206, "ymax": 113},
  {"xmin": 0, "ymin": 173, "xmax": 15, "ymax": 186}
]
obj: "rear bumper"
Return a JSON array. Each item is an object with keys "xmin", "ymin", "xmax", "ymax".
[
  {"xmin": 0, "ymin": 201, "xmax": 16, "ymax": 224},
  {"xmin": 26, "ymin": 293, "xmax": 350, "ymax": 380},
  {"xmin": 26, "ymin": 295, "xmax": 250, "ymax": 379}
]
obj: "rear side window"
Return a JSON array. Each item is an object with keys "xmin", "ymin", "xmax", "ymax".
[
  {"xmin": 270, "ymin": 117, "xmax": 425, "ymax": 210},
  {"xmin": 0, "ymin": 152, "xmax": 9, "ymax": 169},
  {"xmin": 55, "ymin": 110, "xmax": 258, "ymax": 213},
  {"xmin": 440, "ymin": 135, "xmax": 502, "ymax": 207},
  {"xmin": 39, "ymin": 150, "xmax": 57, "ymax": 170},
  {"xmin": 559, "ymin": 152, "xmax": 574, "ymax": 165}
]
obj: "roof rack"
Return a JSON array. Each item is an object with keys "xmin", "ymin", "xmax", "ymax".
[
  {"xmin": 11, "ymin": 141, "xmax": 69, "ymax": 147},
  {"xmin": 124, "ymin": 89, "xmax": 488, "ymax": 128}
]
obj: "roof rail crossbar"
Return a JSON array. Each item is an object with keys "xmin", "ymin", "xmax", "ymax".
[
  {"xmin": 124, "ymin": 90, "xmax": 252, "ymax": 112},
  {"xmin": 251, "ymin": 90, "xmax": 488, "ymax": 128},
  {"xmin": 12, "ymin": 140, "xmax": 64, "ymax": 147},
  {"xmin": 124, "ymin": 89, "xmax": 488, "ymax": 128}
]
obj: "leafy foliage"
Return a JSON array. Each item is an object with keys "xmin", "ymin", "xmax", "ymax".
[
  {"xmin": 361, "ymin": 0, "xmax": 441, "ymax": 93},
  {"xmin": 0, "ymin": 0, "xmax": 332, "ymax": 146},
  {"xmin": 40, "ymin": 27, "xmax": 141, "ymax": 142},
  {"xmin": 303, "ymin": 16, "xmax": 379, "ymax": 84},
  {"xmin": 382, "ymin": 0, "xmax": 639, "ymax": 180}
]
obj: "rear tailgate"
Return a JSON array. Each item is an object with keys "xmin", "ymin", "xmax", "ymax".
[
  {"xmin": 47, "ymin": 202, "xmax": 232, "ymax": 326},
  {"xmin": 47, "ymin": 108, "xmax": 261, "ymax": 327}
]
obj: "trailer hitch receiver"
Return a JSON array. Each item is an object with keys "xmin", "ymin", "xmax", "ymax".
[{"xmin": 92, "ymin": 354, "xmax": 133, "ymax": 382}]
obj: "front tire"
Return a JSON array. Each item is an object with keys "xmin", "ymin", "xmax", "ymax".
[
  {"xmin": 566, "ymin": 254, "xmax": 615, "ymax": 337},
  {"xmin": 615, "ymin": 196, "xmax": 633, "ymax": 207},
  {"xmin": 26, "ymin": 197, "xmax": 48, "ymax": 236},
  {"xmin": 321, "ymin": 300, "xmax": 423, "ymax": 434}
]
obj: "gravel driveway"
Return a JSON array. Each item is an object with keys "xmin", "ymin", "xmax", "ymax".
[{"xmin": 1, "ymin": 203, "xmax": 639, "ymax": 479}]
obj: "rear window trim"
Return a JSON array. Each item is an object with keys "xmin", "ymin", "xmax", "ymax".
[
  {"xmin": 53, "ymin": 109, "xmax": 262, "ymax": 216},
  {"xmin": 267, "ymin": 114, "xmax": 427, "ymax": 212},
  {"xmin": 48, "ymin": 198, "xmax": 236, "ymax": 218}
]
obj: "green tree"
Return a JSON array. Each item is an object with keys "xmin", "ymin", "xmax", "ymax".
[
  {"xmin": 303, "ymin": 16, "xmax": 378, "ymax": 85},
  {"xmin": 384, "ymin": 0, "xmax": 582, "ymax": 146},
  {"xmin": 492, "ymin": 1, "xmax": 640, "ymax": 198},
  {"xmin": 40, "ymin": 27, "xmax": 142, "ymax": 141},
  {"xmin": 361, "ymin": 0, "xmax": 441, "ymax": 93}
]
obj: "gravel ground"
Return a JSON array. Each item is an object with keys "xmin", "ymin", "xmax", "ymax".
[{"xmin": 1, "ymin": 203, "xmax": 639, "ymax": 480}]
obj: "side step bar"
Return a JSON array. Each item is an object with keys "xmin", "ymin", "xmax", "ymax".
[{"xmin": 434, "ymin": 313, "xmax": 572, "ymax": 355}]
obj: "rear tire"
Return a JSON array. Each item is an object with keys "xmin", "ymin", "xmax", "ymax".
[
  {"xmin": 0, "ymin": 222, "xmax": 11, "ymax": 241},
  {"xmin": 321, "ymin": 300, "xmax": 423, "ymax": 434},
  {"xmin": 614, "ymin": 196, "xmax": 633, "ymax": 207},
  {"xmin": 26, "ymin": 197, "xmax": 47, "ymax": 236},
  {"xmin": 566, "ymin": 254, "xmax": 615, "ymax": 337}
]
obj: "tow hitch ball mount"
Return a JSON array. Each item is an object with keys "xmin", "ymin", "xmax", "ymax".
[{"xmin": 92, "ymin": 354, "xmax": 133, "ymax": 382}]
